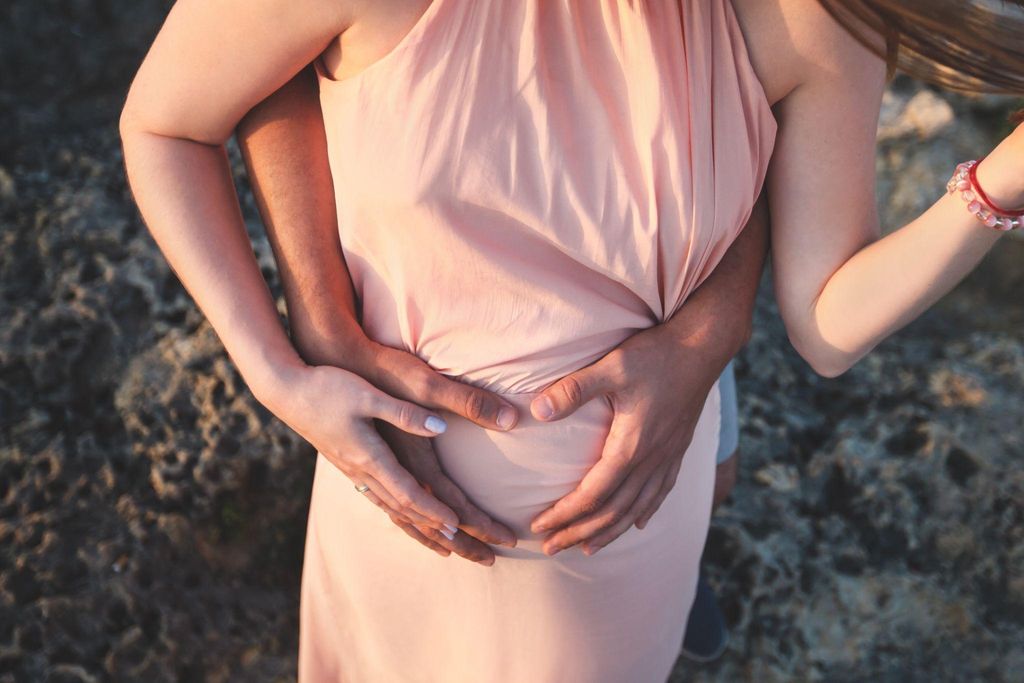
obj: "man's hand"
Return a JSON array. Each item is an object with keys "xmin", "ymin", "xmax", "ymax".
[
  {"xmin": 528, "ymin": 190, "xmax": 771, "ymax": 555},
  {"xmin": 527, "ymin": 324, "xmax": 718, "ymax": 556}
]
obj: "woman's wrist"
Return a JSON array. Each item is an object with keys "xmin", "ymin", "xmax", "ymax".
[
  {"xmin": 246, "ymin": 344, "xmax": 312, "ymax": 416},
  {"xmin": 975, "ymin": 128, "xmax": 1024, "ymax": 213}
]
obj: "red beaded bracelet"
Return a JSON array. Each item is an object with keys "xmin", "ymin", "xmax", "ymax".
[
  {"xmin": 946, "ymin": 159, "xmax": 1022, "ymax": 231},
  {"xmin": 968, "ymin": 156, "xmax": 1024, "ymax": 217}
]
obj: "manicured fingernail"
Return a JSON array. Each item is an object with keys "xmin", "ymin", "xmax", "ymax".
[
  {"xmin": 439, "ymin": 527, "xmax": 455, "ymax": 541},
  {"xmin": 443, "ymin": 523, "xmax": 458, "ymax": 535},
  {"xmin": 497, "ymin": 406, "xmax": 515, "ymax": 430},
  {"xmin": 534, "ymin": 397, "xmax": 554, "ymax": 420},
  {"xmin": 424, "ymin": 415, "xmax": 447, "ymax": 434}
]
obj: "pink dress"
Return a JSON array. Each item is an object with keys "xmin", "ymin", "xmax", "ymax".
[{"xmin": 301, "ymin": 0, "xmax": 776, "ymax": 680}]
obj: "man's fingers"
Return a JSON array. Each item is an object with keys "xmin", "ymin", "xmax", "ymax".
[
  {"xmin": 417, "ymin": 524, "xmax": 497, "ymax": 566},
  {"xmin": 529, "ymin": 361, "xmax": 609, "ymax": 422},
  {"xmin": 529, "ymin": 418, "xmax": 641, "ymax": 533},
  {"xmin": 374, "ymin": 419, "xmax": 516, "ymax": 548},
  {"xmin": 636, "ymin": 455, "xmax": 684, "ymax": 529},
  {"xmin": 380, "ymin": 424, "xmax": 518, "ymax": 547},
  {"xmin": 368, "ymin": 344, "xmax": 518, "ymax": 432},
  {"xmin": 426, "ymin": 374, "xmax": 519, "ymax": 432},
  {"xmin": 429, "ymin": 474, "xmax": 517, "ymax": 547},
  {"xmin": 529, "ymin": 458, "xmax": 630, "ymax": 534},
  {"xmin": 392, "ymin": 517, "xmax": 451, "ymax": 557},
  {"xmin": 539, "ymin": 461, "xmax": 654, "ymax": 555},
  {"xmin": 585, "ymin": 463, "xmax": 667, "ymax": 552}
]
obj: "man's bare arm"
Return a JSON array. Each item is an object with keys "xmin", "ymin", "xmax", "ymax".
[
  {"xmin": 236, "ymin": 65, "xmax": 365, "ymax": 367},
  {"xmin": 526, "ymin": 193, "xmax": 770, "ymax": 543},
  {"xmin": 662, "ymin": 190, "xmax": 769, "ymax": 374}
]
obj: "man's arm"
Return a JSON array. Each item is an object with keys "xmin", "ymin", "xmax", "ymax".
[
  {"xmin": 661, "ymin": 189, "xmax": 769, "ymax": 375},
  {"xmin": 235, "ymin": 65, "xmax": 366, "ymax": 368},
  {"xmin": 527, "ymin": 194, "xmax": 771, "ymax": 546}
]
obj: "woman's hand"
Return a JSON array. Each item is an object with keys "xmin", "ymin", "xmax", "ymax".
[
  {"xmin": 346, "ymin": 339, "xmax": 521, "ymax": 565},
  {"xmin": 265, "ymin": 334, "xmax": 520, "ymax": 563},
  {"xmin": 375, "ymin": 419, "xmax": 518, "ymax": 565},
  {"xmin": 262, "ymin": 361, "xmax": 463, "ymax": 535}
]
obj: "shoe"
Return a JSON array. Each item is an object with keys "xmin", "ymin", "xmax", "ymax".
[{"xmin": 680, "ymin": 572, "xmax": 729, "ymax": 662}]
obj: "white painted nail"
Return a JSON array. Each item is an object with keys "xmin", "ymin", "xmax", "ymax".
[
  {"xmin": 439, "ymin": 527, "xmax": 455, "ymax": 541},
  {"xmin": 497, "ymin": 406, "xmax": 516, "ymax": 429},
  {"xmin": 424, "ymin": 415, "xmax": 447, "ymax": 434},
  {"xmin": 443, "ymin": 523, "xmax": 458, "ymax": 535}
]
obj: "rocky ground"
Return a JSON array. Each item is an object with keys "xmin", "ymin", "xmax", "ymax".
[{"xmin": 1, "ymin": 3, "xmax": 1022, "ymax": 682}]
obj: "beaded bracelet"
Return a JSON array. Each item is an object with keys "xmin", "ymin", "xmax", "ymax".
[{"xmin": 946, "ymin": 158, "xmax": 1022, "ymax": 231}]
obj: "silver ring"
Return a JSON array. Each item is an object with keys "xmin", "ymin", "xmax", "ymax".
[{"xmin": 354, "ymin": 483, "xmax": 370, "ymax": 494}]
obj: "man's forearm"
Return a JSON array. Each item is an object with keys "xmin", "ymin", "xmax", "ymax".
[
  {"xmin": 662, "ymin": 191, "xmax": 770, "ymax": 374},
  {"xmin": 235, "ymin": 65, "xmax": 367, "ymax": 369}
]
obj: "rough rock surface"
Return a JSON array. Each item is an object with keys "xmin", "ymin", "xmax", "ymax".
[{"xmin": 2, "ymin": 3, "xmax": 1022, "ymax": 682}]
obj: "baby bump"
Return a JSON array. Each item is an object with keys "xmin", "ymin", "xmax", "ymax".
[
  {"xmin": 431, "ymin": 383, "xmax": 721, "ymax": 553},
  {"xmin": 432, "ymin": 391, "xmax": 614, "ymax": 541}
]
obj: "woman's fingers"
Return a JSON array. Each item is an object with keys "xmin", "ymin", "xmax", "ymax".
[
  {"xmin": 350, "ymin": 475, "xmax": 417, "ymax": 525},
  {"xmin": 583, "ymin": 462, "xmax": 668, "ymax": 554},
  {"xmin": 345, "ymin": 422, "xmax": 460, "ymax": 531},
  {"xmin": 354, "ymin": 476, "xmax": 500, "ymax": 565},
  {"xmin": 365, "ymin": 386, "xmax": 450, "ymax": 437},
  {"xmin": 362, "ymin": 485, "xmax": 497, "ymax": 565},
  {"xmin": 350, "ymin": 471, "xmax": 438, "ymax": 529},
  {"xmin": 375, "ymin": 419, "xmax": 519, "ymax": 549}
]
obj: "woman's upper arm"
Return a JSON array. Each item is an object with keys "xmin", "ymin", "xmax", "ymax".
[
  {"xmin": 120, "ymin": 0, "xmax": 352, "ymax": 145},
  {"xmin": 764, "ymin": 3, "xmax": 888, "ymax": 354}
]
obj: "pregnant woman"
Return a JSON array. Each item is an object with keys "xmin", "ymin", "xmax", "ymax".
[{"xmin": 119, "ymin": 0, "xmax": 1024, "ymax": 680}]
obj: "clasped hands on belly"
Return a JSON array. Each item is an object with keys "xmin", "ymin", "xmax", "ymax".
[{"xmin": 261, "ymin": 312, "xmax": 737, "ymax": 565}]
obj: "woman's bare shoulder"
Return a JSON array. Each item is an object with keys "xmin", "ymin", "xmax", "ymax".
[{"xmin": 731, "ymin": 0, "xmax": 887, "ymax": 107}]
